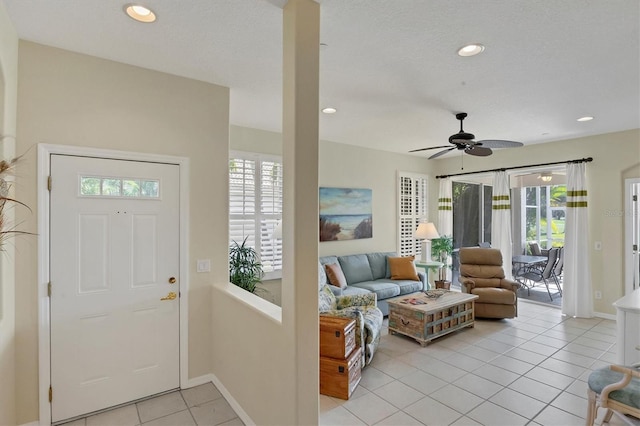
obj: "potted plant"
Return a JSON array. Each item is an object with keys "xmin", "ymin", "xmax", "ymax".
[
  {"xmin": 431, "ymin": 235, "xmax": 453, "ymax": 289},
  {"xmin": 229, "ymin": 237, "xmax": 264, "ymax": 293}
]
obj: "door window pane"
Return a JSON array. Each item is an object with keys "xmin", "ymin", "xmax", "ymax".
[{"xmin": 79, "ymin": 176, "xmax": 160, "ymax": 199}]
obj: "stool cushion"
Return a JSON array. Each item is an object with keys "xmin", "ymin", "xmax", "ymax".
[{"xmin": 588, "ymin": 367, "xmax": 640, "ymax": 409}]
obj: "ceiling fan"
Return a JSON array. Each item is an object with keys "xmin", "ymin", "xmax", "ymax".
[{"xmin": 410, "ymin": 112, "xmax": 524, "ymax": 159}]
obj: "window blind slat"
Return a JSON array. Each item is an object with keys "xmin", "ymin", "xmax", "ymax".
[{"xmin": 229, "ymin": 154, "xmax": 283, "ymax": 274}]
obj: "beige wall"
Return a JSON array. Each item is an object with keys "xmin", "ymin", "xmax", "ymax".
[
  {"xmin": 431, "ymin": 129, "xmax": 640, "ymax": 315},
  {"xmin": 15, "ymin": 42, "xmax": 230, "ymax": 423},
  {"xmin": 318, "ymin": 141, "xmax": 433, "ymax": 256},
  {"xmin": 229, "ymin": 126, "xmax": 435, "ymax": 258},
  {"xmin": 0, "ymin": 1, "xmax": 18, "ymax": 424}
]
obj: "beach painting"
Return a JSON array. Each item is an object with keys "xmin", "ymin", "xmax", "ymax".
[{"xmin": 319, "ymin": 187, "xmax": 373, "ymax": 241}]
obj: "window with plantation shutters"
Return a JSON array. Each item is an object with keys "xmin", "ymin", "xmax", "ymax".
[
  {"xmin": 229, "ymin": 152, "xmax": 283, "ymax": 278},
  {"xmin": 397, "ymin": 172, "xmax": 429, "ymax": 257}
]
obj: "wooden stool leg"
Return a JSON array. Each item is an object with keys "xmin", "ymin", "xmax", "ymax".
[
  {"xmin": 586, "ymin": 389, "xmax": 597, "ymax": 426},
  {"xmin": 603, "ymin": 408, "xmax": 614, "ymax": 424}
]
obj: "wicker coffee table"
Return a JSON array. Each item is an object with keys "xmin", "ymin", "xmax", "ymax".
[{"xmin": 388, "ymin": 290, "xmax": 479, "ymax": 346}]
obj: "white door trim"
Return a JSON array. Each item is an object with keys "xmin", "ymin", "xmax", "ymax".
[
  {"xmin": 37, "ymin": 144, "xmax": 190, "ymax": 425},
  {"xmin": 625, "ymin": 177, "xmax": 640, "ymax": 295}
]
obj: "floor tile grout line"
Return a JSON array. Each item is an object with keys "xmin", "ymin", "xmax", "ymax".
[
  {"xmin": 177, "ymin": 389, "xmax": 199, "ymax": 425},
  {"xmin": 324, "ymin": 310, "xmax": 615, "ymax": 426}
]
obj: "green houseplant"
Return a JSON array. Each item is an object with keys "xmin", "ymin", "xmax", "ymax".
[
  {"xmin": 431, "ymin": 235, "xmax": 453, "ymax": 289},
  {"xmin": 229, "ymin": 237, "xmax": 264, "ymax": 293}
]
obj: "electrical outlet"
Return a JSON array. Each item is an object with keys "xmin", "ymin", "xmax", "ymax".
[
  {"xmin": 594, "ymin": 241, "xmax": 602, "ymax": 250},
  {"xmin": 595, "ymin": 291, "xmax": 602, "ymax": 300}
]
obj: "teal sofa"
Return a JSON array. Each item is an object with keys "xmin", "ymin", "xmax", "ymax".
[{"xmin": 319, "ymin": 252, "xmax": 426, "ymax": 316}]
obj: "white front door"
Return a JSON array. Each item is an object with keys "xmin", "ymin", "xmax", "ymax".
[{"xmin": 50, "ymin": 155, "xmax": 180, "ymax": 422}]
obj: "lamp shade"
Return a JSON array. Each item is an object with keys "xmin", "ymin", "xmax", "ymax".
[{"xmin": 414, "ymin": 222, "xmax": 439, "ymax": 240}]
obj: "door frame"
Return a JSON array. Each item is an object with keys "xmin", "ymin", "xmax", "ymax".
[
  {"xmin": 37, "ymin": 144, "xmax": 190, "ymax": 425},
  {"xmin": 625, "ymin": 177, "xmax": 640, "ymax": 295}
]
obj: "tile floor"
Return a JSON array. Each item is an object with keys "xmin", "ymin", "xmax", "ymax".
[
  {"xmin": 61, "ymin": 382, "xmax": 243, "ymax": 426},
  {"xmin": 61, "ymin": 300, "xmax": 637, "ymax": 426},
  {"xmin": 320, "ymin": 300, "xmax": 637, "ymax": 426}
]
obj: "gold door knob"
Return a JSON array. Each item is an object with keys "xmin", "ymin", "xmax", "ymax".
[
  {"xmin": 168, "ymin": 277, "xmax": 176, "ymax": 284},
  {"xmin": 161, "ymin": 292, "xmax": 177, "ymax": 301}
]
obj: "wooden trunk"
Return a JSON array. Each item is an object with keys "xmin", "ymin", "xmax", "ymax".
[
  {"xmin": 319, "ymin": 315, "xmax": 356, "ymax": 359},
  {"xmin": 319, "ymin": 347, "xmax": 362, "ymax": 400},
  {"xmin": 388, "ymin": 292, "xmax": 477, "ymax": 347}
]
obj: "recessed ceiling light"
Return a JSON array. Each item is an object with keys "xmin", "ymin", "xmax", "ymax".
[
  {"xmin": 322, "ymin": 107, "xmax": 337, "ymax": 114},
  {"xmin": 457, "ymin": 44, "xmax": 485, "ymax": 57},
  {"xmin": 577, "ymin": 116, "xmax": 594, "ymax": 122},
  {"xmin": 124, "ymin": 4, "xmax": 157, "ymax": 23}
]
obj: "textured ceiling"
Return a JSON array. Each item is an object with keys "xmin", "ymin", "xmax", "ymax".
[{"xmin": 3, "ymin": 0, "xmax": 639, "ymax": 157}]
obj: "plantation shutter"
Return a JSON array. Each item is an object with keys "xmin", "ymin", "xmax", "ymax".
[
  {"xmin": 398, "ymin": 172, "xmax": 429, "ymax": 257},
  {"xmin": 229, "ymin": 157, "xmax": 257, "ymax": 247},
  {"xmin": 229, "ymin": 152, "xmax": 283, "ymax": 277},
  {"xmin": 259, "ymin": 160, "xmax": 283, "ymax": 271}
]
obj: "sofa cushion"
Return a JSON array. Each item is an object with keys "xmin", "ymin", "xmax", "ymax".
[
  {"xmin": 350, "ymin": 281, "xmax": 401, "ymax": 301},
  {"xmin": 341, "ymin": 286, "xmax": 371, "ymax": 297},
  {"xmin": 338, "ymin": 254, "xmax": 374, "ymax": 285},
  {"xmin": 319, "ymin": 284, "xmax": 337, "ymax": 312},
  {"xmin": 392, "ymin": 279, "xmax": 424, "ymax": 295},
  {"xmin": 325, "ymin": 263, "xmax": 348, "ymax": 289},
  {"xmin": 388, "ymin": 256, "xmax": 419, "ymax": 281},
  {"xmin": 318, "ymin": 262, "xmax": 328, "ymax": 291},
  {"xmin": 367, "ymin": 252, "xmax": 396, "ymax": 280},
  {"xmin": 471, "ymin": 287, "xmax": 516, "ymax": 305},
  {"xmin": 319, "ymin": 255, "xmax": 339, "ymax": 267}
]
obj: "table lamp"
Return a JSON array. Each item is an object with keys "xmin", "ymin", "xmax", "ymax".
[{"xmin": 414, "ymin": 222, "xmax": 439, "ymax": 262}]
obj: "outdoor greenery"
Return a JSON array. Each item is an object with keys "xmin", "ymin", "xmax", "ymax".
[
  {"xmin": 229, "ymin": 237, "xmax": 264, "ymax": 293},
  {"xmin": 431, "ymin": 235, "xmax": 454, "ymax": 281},
  {"xmin": 525, "ymin": 184, "xmax": 566, "ymax": 249}
]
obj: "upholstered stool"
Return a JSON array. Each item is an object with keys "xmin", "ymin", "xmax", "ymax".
[{"xmin": 586, "ymin": 364, "xmax": 640, "ymax": 425}]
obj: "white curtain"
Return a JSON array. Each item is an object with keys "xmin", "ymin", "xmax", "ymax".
[
  {"xmin": 437, "ymin": 178, "xmax": 453, "ymax": 281},
  {"xmin": 491, "ymin": 171, "xmax": 513, "ymax": 279},
  {"xmin": 438, "ymin": 178, "xmax": 453, "ymax": 236},
  {"xmin": 562, "ymin": 162, "xmax": 593, "ymax": 317}
]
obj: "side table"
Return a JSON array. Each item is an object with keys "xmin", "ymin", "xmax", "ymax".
[{"xmin": 414, "ymin": 260, "xmax": 444, "ymax": 290}]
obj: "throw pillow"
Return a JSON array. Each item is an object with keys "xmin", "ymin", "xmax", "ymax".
[
  {"xmin": 325, "ymin": 263, "xmax": 348, "ymax": 289},
  {"xmin": 388, "ymin": 256, "xmax": 420, "ymax": 281}
]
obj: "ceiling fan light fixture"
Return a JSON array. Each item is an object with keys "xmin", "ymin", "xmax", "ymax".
[
  {"xmin": 577, "ymin": 116, "xmax": 594, "ymax": 122},
  {"xmin": 457, "ymin": 44, "xmax": 485, "ymax": 57},
  {"xmin": 124, "ymin": 4, "xmax": 157, "ymax": 23}
]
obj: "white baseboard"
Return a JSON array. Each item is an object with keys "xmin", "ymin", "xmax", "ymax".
[
  {"xmin": 593, "ymin": 311, "xmax": 616, "ymax": 321},
  {"xmin": 184, "ymin": 374, "xmax": 254, "ymax": 426}
]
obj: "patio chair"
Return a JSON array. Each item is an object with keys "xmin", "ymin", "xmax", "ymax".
[
  {"xmin": 528, "ymin": 241, "xmax": 549, "ymax": 257},
  {"xmin": 520, "ymin": 247, "xmax": 562, "ymax": 301},
  {"xmin": 553, "ymin": 246, "xmax": 564, "ymax": 284}
]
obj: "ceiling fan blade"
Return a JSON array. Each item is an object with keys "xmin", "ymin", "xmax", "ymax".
[
  {"xmin": 428, "ymin": 147, "xmax": 456, "ymax": 159},
  {"xmin": 465, "ymin": 146, "xmax": 493, "ymax": 157},
  {"xmin": 409, "ymin": 145, "xmax": 451, "ymax": 153},
  {"xmin": 477, "ymin": 139, "xmax": 524, "ymax": 148}
]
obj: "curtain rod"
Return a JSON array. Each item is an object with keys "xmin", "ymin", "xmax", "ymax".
[{"xmin": 435, "ymin": 157, "xmax": 593, "ymax": 179}]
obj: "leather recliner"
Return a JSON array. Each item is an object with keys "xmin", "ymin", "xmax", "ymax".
[{"xmin": 458, "ymin": 247, "xmax": 520, "ymax": 319}]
